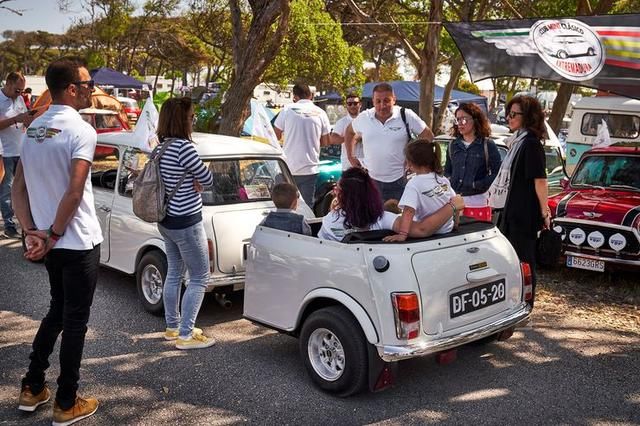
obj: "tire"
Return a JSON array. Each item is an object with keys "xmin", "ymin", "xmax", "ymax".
[
  {"xmin": 136, "ymin": 250, "xmax": 167, "ymax": 316},
  {"xmin": 299, "ymin": 306, "xmax": 369, "ymax": 397}
]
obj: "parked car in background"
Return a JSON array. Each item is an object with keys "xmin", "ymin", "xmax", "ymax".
[
  {"xmin": 117, "ymin": 96, "xmax": 142, "ymax": 125},
  {"xmin": 90, "ymin": 131, "xmax": 313, "ymax": 315},
  {"xmin": 548, "ymin": 146, "xmax": 640, "ymax": 272},
  {"xmin": 244, "ymin": 219, "xmax": 532, "ymax": 396}
]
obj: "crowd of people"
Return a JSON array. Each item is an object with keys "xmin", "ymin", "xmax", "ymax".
[{"xmin": 2, "ymin": 59, "xmax": 550, "ymax": 425}]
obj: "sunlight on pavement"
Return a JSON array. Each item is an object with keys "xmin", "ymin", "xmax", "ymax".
[
  {"xmin": 0, "ymin": 311, "xmax": 44, "ymax": 349},
  {"xmin": 449, "ymin": 388, "xmax": 510, "ymax": 402},
  {"xmin": 368, "ymin": 409, "xmax": 448, "ymax": 424},
  {"xmin": 83, "ymin": 351, "xmax": 187, "ymax": 371}
]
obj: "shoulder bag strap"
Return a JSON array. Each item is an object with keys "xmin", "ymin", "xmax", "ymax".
[
  {"xmin": 158, "ymin": 137, "xmax": 190, "ymax": 203},
  {"xmin": 400, "ymin": 107, "xmax": 412, "ymax": 141},
  {"xmin": 484, "ymin": 137, "xmax": 490, "ymax": 176}
]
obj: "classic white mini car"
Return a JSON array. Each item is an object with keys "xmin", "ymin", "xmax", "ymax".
[
  {"xmin": 91, "ymin": 131, "xmax": 312, "ymax": 314},
  {"xmin": 244, "ymin": 220, "xmax": 532, "ymax": 396}
]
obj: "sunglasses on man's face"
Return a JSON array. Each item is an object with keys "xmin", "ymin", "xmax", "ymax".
[
  {"xmin": 346, "ymin": 101, "xmax": 360, "ymax": 106},
  {"xmin": 507, "ymin": 111, "xmax": 524, "ymax": 119},
  {"xmin": 72, "ymin": 80, "xmax": 96, "ymax": 90}
]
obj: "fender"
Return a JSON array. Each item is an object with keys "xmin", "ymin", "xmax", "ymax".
[
  {"xmin": 298, "ymin": 288, "xmax": 379, "ymax": 345},
  {"xmin": 130, "ymin": 238, "xmax": 166, "ymax": 273}
]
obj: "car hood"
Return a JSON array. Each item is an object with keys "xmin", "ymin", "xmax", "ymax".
[{"xmin": 550, "ymin": 189, "xmax": 640, "ymax": 226}]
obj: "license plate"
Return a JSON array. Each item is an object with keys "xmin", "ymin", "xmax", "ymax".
[
  {"xmin": 450, "ymin": 279, "xmax": 506, "ymax": 318},
  {"xmin": 566, "ymin": 255, "xmax": 605, "ymax": 272}
]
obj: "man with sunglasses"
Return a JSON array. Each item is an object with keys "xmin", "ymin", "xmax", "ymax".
[
  {"xmin": 12, "ymin": 57, "xmax": 102, "ymax": 425},
  {"xmin": 330, "ymin": 93, "xmax": 364, "ymax": 170},
  {"xmin": 0, "ymin": 72, "xmax": 32, "ymax": 238}
]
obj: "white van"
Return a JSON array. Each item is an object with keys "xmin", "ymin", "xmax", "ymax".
[{"xmin": 565, "ymin": 96, "xmax": 640, "ymax": 175}]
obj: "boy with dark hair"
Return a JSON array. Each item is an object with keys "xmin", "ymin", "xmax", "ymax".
[{"xmin": 260, "ymin": 182, "xmax": 311, "ymax": 235}]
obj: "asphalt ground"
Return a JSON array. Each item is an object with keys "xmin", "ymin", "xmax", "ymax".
[{"xmin": 1, "ymin": 235, "xmax": 639, "ymax": 425}]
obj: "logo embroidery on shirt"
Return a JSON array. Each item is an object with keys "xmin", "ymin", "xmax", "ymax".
[
  {"xmin": 27, "ymin": 126, "xmax": 61, "ymax": 143},
  {"xmin": 421, "ymin": 183, "xmax": 450, "ymax": 198}
]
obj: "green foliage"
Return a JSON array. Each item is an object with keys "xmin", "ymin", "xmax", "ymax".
[
  {"xmin": 456, "ymin": 79, "xmax": 481, "ymax": 95},
  {"xmin": 87, "ymin": 51, "xmax": 106, "ymax": 69},
  {"xmin": 263, "ymin": 0, "xmax": 364, "ymax": 94}
]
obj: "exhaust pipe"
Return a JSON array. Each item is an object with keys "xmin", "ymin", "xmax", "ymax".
[{"xmin": 214, "ymin": 293, "xmax": 232, "ymax": 309}]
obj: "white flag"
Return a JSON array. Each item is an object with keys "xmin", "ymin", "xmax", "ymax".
[
  {"xmin": 249, "ymin": 99, "xmax": 282, "ymax": 152},
  {"xmin": 592, "ymin": 119, "xmax": 612, "ymax": 149},
  {"xmin": 132, "ymin": 97, "xmax": 160, "ymax": 152}
]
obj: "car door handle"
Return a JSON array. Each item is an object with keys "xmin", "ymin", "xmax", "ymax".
[{"xmin": 99, "ymin": 205, "xmax": 111, "ymax": 213}]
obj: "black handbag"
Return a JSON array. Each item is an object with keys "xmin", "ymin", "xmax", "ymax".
[{"xmin": 536, "ymin": 228, "xmax": 562, "ymax": 267}]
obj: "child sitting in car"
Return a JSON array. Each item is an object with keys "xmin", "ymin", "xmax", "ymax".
[
  {"xmin": 383, "ymin": 140, "xmax": 458, "ymax": 242},
  {"xmin": 261, "ymin": 183, "xmax": 311, "ymax": 235}
]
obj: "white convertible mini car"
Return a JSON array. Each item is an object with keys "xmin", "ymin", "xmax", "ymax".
[
  {"xmin": 244, "ymin": 220, "xmax": 532, "ymax": 395},
  {"xmin": 90, "ymin": 131, "xmax": 312, "ymax": 314}
]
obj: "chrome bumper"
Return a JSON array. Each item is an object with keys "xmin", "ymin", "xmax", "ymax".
[
  {"xmin": 564, "ymin": 250, "xmax": 640, "ymax": 267},
  {"xmin": 378, "ymin": 303, "xmax": 531, "ymax": 362},
  {"xmin": 205, "ymin": 274, "xmax": 244, "ymax": 292}
]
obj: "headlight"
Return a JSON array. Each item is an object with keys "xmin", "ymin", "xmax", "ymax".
[
  {"xmin": 587, "ymin": 231, "xmax": 605, "ymax": 249},
  {"xmin": 569, "ymin": 228, "xmax": 586, "ymax": 246},
  {"xmin": 608, "ymin": 233, "xmax": 627, "ymax": 252}
]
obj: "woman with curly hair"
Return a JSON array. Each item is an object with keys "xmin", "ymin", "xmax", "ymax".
[
  {"xmin": 318, "ymin": 167, "xmax": 463, "ymax": 241},
  {"xmin": 444, "ymin": 102, "xmax": 501, "ymax": 207},
  {"xmin": 489, "ymin": 95, "xmax": 550, "ymax": 306}
]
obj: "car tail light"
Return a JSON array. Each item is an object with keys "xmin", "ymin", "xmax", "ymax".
[
  {"xmin": 207, "ymin": 239, "xmax": 215, "ymax": 273},
  {"xmin": 521, "ymin": 262, "xmax": 533, "ymax": 302},
  {"xmin": 391, "ymin": 292, "xmax": 420, "ymax": 340}
]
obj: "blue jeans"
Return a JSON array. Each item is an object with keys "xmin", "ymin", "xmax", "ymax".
[
  {"xmin": 158, "ymin": 221, "xmax": 209, "ymax": 339},
  {"xmin": 373, "ymin": 176, "xmax": 406, "ymax": 202},
  {"xmin": 293, "ymin": 174, "xmax": 318, "ymax": 207},
  {"xmin": 0, "ymin": 156, "xmax": 19, "ymax": 230}
]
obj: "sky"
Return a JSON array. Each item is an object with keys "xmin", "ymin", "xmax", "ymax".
[{"xmin": 0, "ymin": 0, "xmax": 79, "ymax": 34}]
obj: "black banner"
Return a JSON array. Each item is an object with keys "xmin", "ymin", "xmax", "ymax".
[{"xmin": 444, "ymin": 14, "xmax": 640, "ymax": 99}]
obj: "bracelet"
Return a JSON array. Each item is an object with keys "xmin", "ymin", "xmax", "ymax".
[
  {"xmin": 48, "ymin": 225, "xmax": 63, "ymax": 241},
  {"xmin": 447, "ymin": 201, "xmax": 457, "ymax": 217}
]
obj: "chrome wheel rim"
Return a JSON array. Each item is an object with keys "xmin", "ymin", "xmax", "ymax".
[
  {"xmin": 307, "ymin": 328, "xmax": 345, "ymax": 381},
  {"xmin": 141, "ymin": 264, "xmax": 163, "ymax": 304}
]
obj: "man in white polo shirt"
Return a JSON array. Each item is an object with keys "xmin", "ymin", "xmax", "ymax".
[
  {"xmin": 274, "ymin": 83, "xmax": 331, "ymax": 206},
  {"xmin": 0, "ymin": 72, "xmax": 32, "ymax": 238},
  {"xmin": 12, "ymin": 57, "xmax": 102, "ymax": 424},
  {"xmin": 330, "ymin": 93, "xmax": 364, "ymax": 170},
  {"xmin": 345, "ymin": 82, "xmax": 434, "ymax": 201}
]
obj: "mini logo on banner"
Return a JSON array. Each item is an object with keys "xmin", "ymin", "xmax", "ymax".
[{"xmin": 530, "ymin": 19, "xmax": 605, "ymax": 81}]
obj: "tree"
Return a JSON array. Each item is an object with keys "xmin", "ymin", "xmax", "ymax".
[
  {"xmin": 263, "ymin": 0, "xmax": 364, "ymax": 93},
  {"xmin": 218, "ymin": 0, "xmax": 291, "ymax": 136}
]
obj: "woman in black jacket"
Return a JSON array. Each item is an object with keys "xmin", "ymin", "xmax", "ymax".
[{"xmin": 489, "ymin": 96, "xmax": 550, "ymax": 306}]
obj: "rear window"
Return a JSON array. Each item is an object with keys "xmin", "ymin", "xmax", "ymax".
[
  {"xmin": 580, "ymin": 113, "xmax": 640, "ymax": 139},
  {"xmin": 201, "ymin": 158, "xmax": 292, "ymax": 205},
  {"xmin": 95, "ymin": 114, "xmax": 122, "ymax": 130},
  {"xmin": 572, "ymin": 154, "xmax": 640, "ymax": 190}
]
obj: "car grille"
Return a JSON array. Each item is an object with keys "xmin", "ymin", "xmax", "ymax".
[{"xmin": 553, "ymin": 219, "xmax": 640, "ymax": 259}]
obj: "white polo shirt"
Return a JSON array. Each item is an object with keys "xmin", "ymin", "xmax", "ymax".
[
  {"xmin": 318, "ymin": 209, "xmax": 398, "ymax": 241},
  {"xmin": 21, "ymin": 105, "xmax": 103, "ymax": 250},
  {"xmin": 0, "ymin": 90, "xmax": 28, "ymax": 157},
  {"xmin": 399, "ymin": 173, "xmax": 455, "ymax": 234},
  {"xmin": 351, "ymin": 106, "xmax": 427, "ymax": 182},
  {"xmin": 274, "ymin": 99, "xmax": 330, "ymax": 175},
  {"xmin": 332, "ymin": 114, "xmax": 364, "ymax": 170}
]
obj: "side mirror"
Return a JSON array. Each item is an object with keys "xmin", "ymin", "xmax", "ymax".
[{"xmin": 560, "ymin": 177, "xmax": 570, "ymax": 190}]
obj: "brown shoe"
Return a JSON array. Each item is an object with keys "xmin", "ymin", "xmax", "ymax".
[
  {"xmin": 52, "ymin": 396, "xmax": 99, "ymax": 426},
  {"xmin": 18, "ymin": 384, "xmax": 51, "ymax": 412}
]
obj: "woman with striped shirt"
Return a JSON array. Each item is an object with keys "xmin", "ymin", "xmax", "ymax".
[{"xmin": 156, "ymin": 97, "xmax": 215, "ymax": 349}]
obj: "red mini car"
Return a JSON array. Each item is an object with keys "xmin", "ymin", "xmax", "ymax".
[{"xmin": 548, "ymin": 146, "xmax": 640, "ymax": 272}]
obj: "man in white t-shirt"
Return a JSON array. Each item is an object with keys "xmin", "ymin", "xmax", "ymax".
[
  {"xmin": 0, "ymin": 139, "xmax": 4, "ymax": 183},
  {"xmin": 330, "ymin": 93, "xmax": 364, "ymax": 170},
  {"xmin": 274, "ymin": 83, "xmax": 331, "ymax": 206},
  {"xmin": 345, "ymin": 83, "xmax": 434, "ymax": 201},
  {"xmin": 0, "ymin": 72, "xmax": 32, "ymax": 238},
  {"xmin": 12, "ymin": 57, "xmax": 102, "ymax": 423}
]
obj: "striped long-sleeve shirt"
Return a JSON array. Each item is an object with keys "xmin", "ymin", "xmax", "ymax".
[{"xmin": 158, "ymin": 138, "xmax": 213, "ymax": 218}]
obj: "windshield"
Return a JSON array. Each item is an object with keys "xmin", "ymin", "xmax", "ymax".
[
  {"xmin": 571, "ymin": 154, "xmax": 640, "ymax": 190},
  {"xmin": 201, "ymin": 158, "xmax": 291, "ymax": 205}
]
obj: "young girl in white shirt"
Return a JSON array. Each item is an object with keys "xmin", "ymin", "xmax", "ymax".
[{"xmin": 384, "ymin": 140, "xmax": 457, "ymax": 242}]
